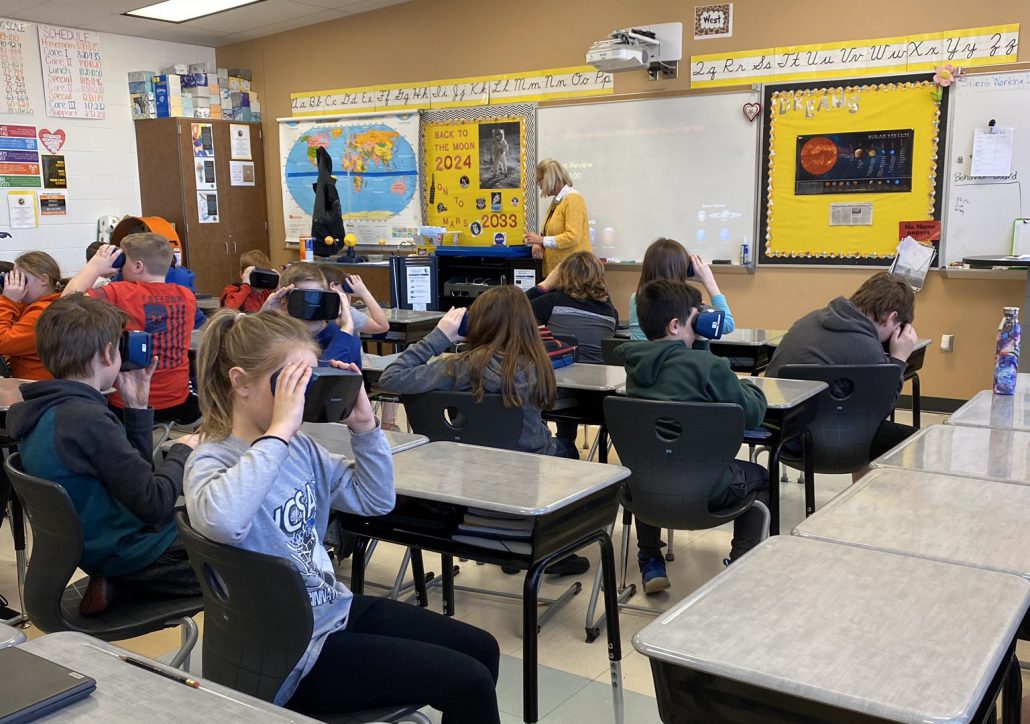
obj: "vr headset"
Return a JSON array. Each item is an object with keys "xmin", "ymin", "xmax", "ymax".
[
  {"xmin": 457, "ymin": 311, "xmax": 469, "ymax": 338},
  {"xmin": 112, "ymin": 251, "xmax": 127, "ymax": 269},
  {"xmin": 270, "ymin": 366, "xmax": 364, "ymax": 423},
  {"xmin": 119, "ymin": 330, "xmax": 153, "ymax": 371},
  {"xmin": 287, "ymin": 289, "xmax": 341, "ymax": 321},
  {"xmin": 249, "ymin": 268, "xmax": 280, "ymax": 290},
  {"xmin": 692, "ymin": 308, "xmax": 725, "ymax": 340}
]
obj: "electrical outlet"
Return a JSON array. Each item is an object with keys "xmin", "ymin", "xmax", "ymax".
[{"xmin": 941, "ymin": 334, "xmax": 954, "ymax": 352}]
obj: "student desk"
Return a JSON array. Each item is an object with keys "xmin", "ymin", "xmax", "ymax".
[
  {"xmin": 14, "ymin": 632, "xmax": 319, "ymax": 723},
  {"xmin": 740, "ymin": 377, "xmax": 827, "ymax": 533},
  {"xmin": 361, "ymin": 308, "xmax": 444, "ymax": 353},
  {"xmin": 633, "ymin": 536, "xmax": 1028, "ymax": 724},
  {"xmin": 360, "ymin": 352, "xmax": 401, "ymax": 390},
  {"xmin": 549, "ymin": 364, "xmax": 627, "ymax": 464},
  {"xmin": 194, "ymin": 294, "xmax": 219, "ymax": 317},
  {"xmin": 189, "ymin": 327, "xmax": 203, "ymax": 352},
  {"xmin": 335, "ymin": 441, "xmax": 630, "ymax": 724},
  {"xmin": 0, "ymin": 622, "xmax": 25, "ymax": 648},
  {"xmin": 871, "ymin": 423, "xmax": 1030, "ymax": 487},
  {"xmin": 707, "ymin": 328, "xmax": 786, "ymax": 375},
  {"xmin": 946, "ymin": 374, "xmax": 1030, "ymax": 432},
  {"xmin": 794, "ymin": 468, "xmax": 1030, "ymax": 584},
  {"xmin": 298, "ymin": 422, "xmax": 427, "ymax": 458}
]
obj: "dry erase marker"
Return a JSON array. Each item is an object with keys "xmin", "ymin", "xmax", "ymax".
[{"xmin": 121, "ymin": 655, "xmax": 201, "ymax": 688}]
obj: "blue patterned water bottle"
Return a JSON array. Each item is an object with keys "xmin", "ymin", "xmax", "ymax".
[{"xmin": 993, "ymin": 307, "xmax": 1021, "ymax": 395}]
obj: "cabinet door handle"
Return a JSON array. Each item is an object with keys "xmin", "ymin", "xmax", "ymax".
[
  {"xmin": 224, "ymin": 242, "xmax": 229, "ymax": 254},
  {"xmin": 231, "ymin": 241, "xmax": 237, "ymax": 254}
]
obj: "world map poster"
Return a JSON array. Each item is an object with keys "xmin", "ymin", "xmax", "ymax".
[{"xmin": 279, "ymin": 113, "xmax": 421, "ymax": 245}]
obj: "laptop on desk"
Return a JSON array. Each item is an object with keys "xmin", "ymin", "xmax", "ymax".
[{"xmin": 0, "ymin": 647, "xmax": 96, "ymax": 723}]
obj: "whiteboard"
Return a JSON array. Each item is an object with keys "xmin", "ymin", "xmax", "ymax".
[
  {"xmin": 538, "ymin": 90, "xmax": 760, "ymax": 264},
  {"xmin": 942, "ymin": 70, "xmax": 1030, "ymax": 265}
]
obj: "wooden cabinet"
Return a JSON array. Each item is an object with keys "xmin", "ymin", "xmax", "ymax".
[{"xmin": 134, "ymin": 118, "xmax": 269, "ymax": 295}]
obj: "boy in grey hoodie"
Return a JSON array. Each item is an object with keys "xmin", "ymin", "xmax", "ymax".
[{"xmin": 766, "ymin": 272, "xmax": 920, "ymax": 459}]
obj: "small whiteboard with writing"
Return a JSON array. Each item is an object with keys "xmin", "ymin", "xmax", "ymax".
[{"xmin": 943, "ymin": 70, "xmax": 1030, "ymax": 265}]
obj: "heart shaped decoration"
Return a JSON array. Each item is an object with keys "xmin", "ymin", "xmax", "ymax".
[
  {"xmin": 742, "ymin": 102, "xmax": 761, "ymax": 122},
  {"xmin": 38, "ymin": 128, "xmax": 66, "ymax": 154}
]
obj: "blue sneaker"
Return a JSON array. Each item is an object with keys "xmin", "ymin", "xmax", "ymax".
[{"xmin": 639, "ymin": 555, "xmax": 670, "ymax": 594}]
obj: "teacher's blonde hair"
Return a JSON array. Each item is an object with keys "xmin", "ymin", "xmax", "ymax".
[{"xmin": 535, "ymin": 159, "xmax": 573, "ymax": 197}]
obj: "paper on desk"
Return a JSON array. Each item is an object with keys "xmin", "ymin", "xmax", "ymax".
[
  {"xmin": 889, "ymin": 236, "xmax": 936, "ymax": 292},
  {"xmin": 971, "ymin": 127, "xmax": 1015, "ymax": 177}
]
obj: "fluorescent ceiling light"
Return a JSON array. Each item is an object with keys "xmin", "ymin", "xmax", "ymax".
[{"xmin": 125, "ymin": 0, "xmax": 265, "ymax": 23}]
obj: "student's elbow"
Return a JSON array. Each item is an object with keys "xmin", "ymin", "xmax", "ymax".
[
  {"xmin": 365, "ymin": 319, "xmax": 390, "ymax": 334},
  {"xmin": 367, "ymin": 488, "xmax": 396, "ymax": 516}
]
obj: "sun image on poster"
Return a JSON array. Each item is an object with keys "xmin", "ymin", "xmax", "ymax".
[
  {"xmin": 423, "ymin": 113, "xmax": 528, "ymax": 245},
  {"xmin": 761, "ymin": 78, "xmax": 944, "ymax": 261},
  {"xmin": 795, "ymin": 130, "xmax": 913, "ymax": 195},
  {"xmin": 279, "ymin": 113, "xmax": 420, "ymax": 244}
]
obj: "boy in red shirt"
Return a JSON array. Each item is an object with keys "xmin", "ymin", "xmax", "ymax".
[
  {"xmin": 221, "ymin": 249, "xmax": 276, "ymax": 313},
  {"xmin": 64, "ymin": 233, "xmax": 200, "ymax": 423}
]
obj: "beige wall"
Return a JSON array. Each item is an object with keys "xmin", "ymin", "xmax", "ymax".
[{"xmin": 217, "ymin": 0, "xmax": 1030, "ymax": 401}]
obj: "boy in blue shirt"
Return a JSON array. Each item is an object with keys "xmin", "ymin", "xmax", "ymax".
[
  {"xmin": 616, "ymin": 279, "xmax": 769, "ymax": 593},
  {"xmin": 6, "ymin": 294, "xmax": 201, "ymax": 614}
]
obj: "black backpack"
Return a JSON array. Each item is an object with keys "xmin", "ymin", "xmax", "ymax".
[{"xmin": 311, "ymin": 146, "xmax": 346, "ymax": 256}]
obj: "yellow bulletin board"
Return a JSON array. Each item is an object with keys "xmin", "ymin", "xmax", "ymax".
[
  {"xmin": 421, "ymin": 106, "xmax": 532, "ymax": 246},
  {"xmin": 760, "ymin": 75, "xmax": 946, "ymax": 264}
]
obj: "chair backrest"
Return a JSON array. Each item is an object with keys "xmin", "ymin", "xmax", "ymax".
[
  {"xmin": 601, "ymin": 337, "xmax": 627, "ymax": 365},
  {"xmin": 0, "ymin": 357, "xmax": 12, "ymax": 378},
  {"xmin": 777, "ymin": 364, "xmax": 902, "ymax": 474},
  {"xmin": 175, "ymin": 511, "xmax": 313, "ymax": 703},
  {"xmin": 402, "ymin": 391, "xmax": 523, "ymax": 447},
  {"xmin": 4, "ymin": 453, "xmax": 84, "ymax": 633},
  {"xmin": 603, "ymin": 397, "xmax": 750, "ymax": 531}
]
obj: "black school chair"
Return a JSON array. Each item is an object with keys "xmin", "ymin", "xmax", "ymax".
[
  {"xmin": 776, "ymin": 364, "xmax": 904, "ymax": 516},
  {"xmin": 4, "ymin": 453, "xmax": 202, "ymax": 668},
  {"xmin": 601, "ymin": 337, "xmax": 628, "ymax": 365},
  {"xmin": 583, "ymin": 397, "xmax": 769, "ymax": 641},
  {"xmin": 174, "ymin": 512, "xmax": 430, "ymax": 724}
]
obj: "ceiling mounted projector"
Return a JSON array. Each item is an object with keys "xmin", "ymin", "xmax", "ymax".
[{"xmin": 586, "ymin": 22, "xmax": 682, "ymax": 80}]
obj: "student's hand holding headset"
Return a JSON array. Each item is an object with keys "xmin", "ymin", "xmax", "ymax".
[
  {"xmin": 265, "ymin": 361, "xmax": 312, "ymax": 442},
  {"xmin": 345, "ymin": 274, "xmax": 369, "ymax": 299},
  {"xmin": 329, "ymin": 283, "xmax": 354, "ymax": 334},
  {"xmin": 261, "ymin": 283, "xmax": 294, "ymax": 312},
  {"xmin": 117, "ymin": 356, "xmax": 159, "ymax": 410},
  {"xmin": 88, "ymin": 244, "xmax": 123, "ymax": 275},
  {"xmin": 888, "ymin": 323, "xmax": 920, "ymax": 362},
  {"xmin": 241, "ymin": 266, "xmax": 255, "ymax": 286},
  {"xmin": 689, "ymin": 254, "xmax": 723, "ymax": 299},
  {"xmin": 2, "ymin": 268, "xmax": 29, "ymax": 303},
  {"xmin": 437, "ymin": 307, "xmax": 467, "ymax": 343},
  {"xmin": 328, "ymin": 360, "xmax": 377, "ymax": 433}
]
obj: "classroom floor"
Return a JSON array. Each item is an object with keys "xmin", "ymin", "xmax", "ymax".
[{"xmin": 2, "ymin": 409, "xmax": 1027, "ymax": 723}]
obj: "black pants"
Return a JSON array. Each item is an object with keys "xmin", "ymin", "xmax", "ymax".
[
  {"xmin": 869, "ymin": 419, "xmax": 916, "ymax": 459},
  {"xmin": 153, "ymin": 393, "xmax": 202, "ymax": 424},
  {"xmin": 636, "ymin": 460, "xmax": 769, "ymax": 563},
  {"xmin": 287, "ymin": 595, "xmax": 500, "ymax": 724}
]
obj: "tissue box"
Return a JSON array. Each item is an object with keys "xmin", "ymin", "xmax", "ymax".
[
  {"xmin": 193, "ymin": 108, "xmax": 211, "ymax": 118},
  {"xmin": 209, "ymin": 106, "xmax": 222, "ymax": 119},
  {"xmin": 130, "ymin": 93, "xmax": 156, "ymax": 119},
  {"xmin": 188, "ymin": 62, "xmax": 211, "ymax": 73},
  {"xmin": 127, "ymin": 70, "xmax": 155, "ymax": 83},
  {"xmin": 227, "ymin": 68, "xmax": 252, "ymax": 81},
  {"xmin": 163, "ymin": 64, "xmax": 190, "ymax": 75},
  {"xmin": 128, "ymin": 80, "xmax": 153, "ymax": 94}
]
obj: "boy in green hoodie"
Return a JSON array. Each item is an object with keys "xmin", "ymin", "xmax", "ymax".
[{"xmin": 616, "ymin": 279, "xmax": 769, "ymax": 593}]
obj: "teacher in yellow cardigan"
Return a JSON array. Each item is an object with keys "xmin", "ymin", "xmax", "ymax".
[{"xmin": 524, "ymin": 158, "xmax": 592, "ymax": 275}]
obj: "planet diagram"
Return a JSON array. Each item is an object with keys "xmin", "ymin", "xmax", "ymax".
[{"xmin": 799, "ymin": 136, "xmax": 839, "ymax": 176}]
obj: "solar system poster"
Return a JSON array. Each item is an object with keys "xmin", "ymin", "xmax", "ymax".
[{"xmin": 795, "ymin": 130, "xmax": 913, "ymax": 195}]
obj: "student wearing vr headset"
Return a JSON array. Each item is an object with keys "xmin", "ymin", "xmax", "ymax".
[
  {"xmin": 185, "ymin": 309, "xmax": 500, "ymax": 723},
  {"xmin": 616, "ymin": 279, "xmax": 768, "ymax": 594},
  {"xmin": 262, "ymin": 263, "xmax": 362, "ymax": 368},
  {"xmin": 221, "ymin": 249, "xmax": 279, "ymax": 312},
  {"xmin": 7, "ymin": 294, "xmax": 201, "ymax": 615},
  {"xmin": 628, "ymin": 238, "xmax": 736, "ymax": 342},
  {"xmin": 0, "ymin": 251, "xmax": 65, "ymax": 380}
]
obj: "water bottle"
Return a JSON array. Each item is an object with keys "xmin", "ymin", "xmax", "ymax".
[
  {"xmin": 993, "ymin": 306, "xmax": 1021, "ymax": 395},
  {"xmin": 740, "ymin": 237, "xmax": 751, "ymax": 266},
  {"xmin": 303, "ymin": 237, "xmax": 314, "ymax": 262}
]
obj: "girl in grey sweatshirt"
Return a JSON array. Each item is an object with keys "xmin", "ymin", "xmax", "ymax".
[{"xmin": 185, "ymin": 310, "xmax": 500, "ymax": 723}]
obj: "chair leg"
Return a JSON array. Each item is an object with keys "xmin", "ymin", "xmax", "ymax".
[
  {"xmin": 168, "ymin": 616, "xmax": 199, "ymax": 670},
  {"xmin": 581, "ymin": 424, "xmax": 589, "ymax": 450},
  {"xmin": 911, "ymin": 374, "xmax": 921, "ymax": 429},
  {"xmin": 152, "ymin": 422, "xmax": 174, "ymax": 466},
  {"xmin": 753, "ymin": 500, "xmax": 771, "ymax": 542},
  {"xmin": 665, "ymin": 529, "xmax": 675, "ymax": 561},
  {"xmin": 803, "ymin": 431, "xmax": 816, "ymax": 517}
]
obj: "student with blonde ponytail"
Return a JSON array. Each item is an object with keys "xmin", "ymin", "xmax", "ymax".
[
  {"xmin": 185, "ymin": 309, "xmax": 500, "ymax": 722},
  {"xmin": 0, "ymin": 251, "xmax": 66, "ymax": 379}
]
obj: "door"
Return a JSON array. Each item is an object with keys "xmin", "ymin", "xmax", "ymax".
[{"xmin": 216, "ymin": 121, "xmax": 269, "ymax": 276}]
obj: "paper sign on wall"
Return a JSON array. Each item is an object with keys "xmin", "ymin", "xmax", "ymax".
[
  {"xmin": 970, "ymin": 127, "xmax": 1015, "ymax": 177},
  {"xmin": 39, "ymin": 191, "xmax": 66, "ymax": 216},
  {"xmin": 0, "ymin": 124, "xmax": 41, "ymax": 188},
  {"xmin": 42, "ymin": 155, "xmax": 66, "ymax": 188},
  {"xmin": 38, "ymin": 24, "xmax": 105, "ymax": 119},
  {"xmin": 195, "ymin": 158, "xmax": 216, "ymax": 190},
  {"xmin": 7, "ymin": 190, "xmax": 37, "ymax": 227},
  {"xmin": 0, "ymin": 19, "xmax": 33, "ymax": 115},
  {"xmin": 197, "ymin": 191, "xmax": 219, "ymax": 223},
  {"xmin": 191, "ymin": 123, "xmax": 214, "ymax": 157},
  {"xmin": 229, "ymin": 160, "xmax": 255, "ymax": 186},
  {"xmin": 230, "ymin": 124, "xmax": 252, "ymax": 160}
]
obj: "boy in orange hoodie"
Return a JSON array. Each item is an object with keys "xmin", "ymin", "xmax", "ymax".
[
  {"xmin": 0, "ymin": 251, "xmax": 65, "ymax": 379},
  {"xmin": 221, "ymin": 249, "xmax": 276, "ymax": 313}
]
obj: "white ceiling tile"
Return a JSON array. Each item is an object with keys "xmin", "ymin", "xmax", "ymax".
[
  {"xmin": 187, "ymin": 0, "xmax": 321, "ymax": 32},
  {"xmin": 0, "ymin": 0, "xmax": 46, "ymax": 16}
]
